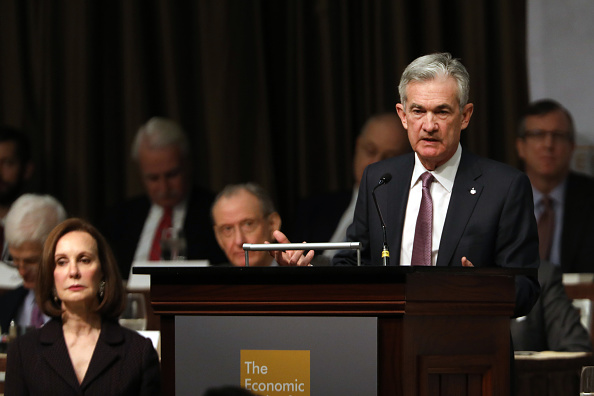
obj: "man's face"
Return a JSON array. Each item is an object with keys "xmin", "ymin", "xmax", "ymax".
[
  {"xmin": 352, "ymin": 118, "xmax": 410, "ymax": 184},
  {"xmin": 396, "ymin": 77, "xmax": 473, "ymax": 170},
  {"xmin": 0, "ymin": 141, "xmax": 28, "ymax": 206},
  {"xmin": 516, "ymin": 109, "xmax": 574, "ymax": 183},
  {"xmin": 138, "ymin": 144, "xmax": 190, "ymax": 208},
  {"xmin": 9, "ymin": 241, "xmax": 43, "ymax": 289},
  {"xmin": 212, "ymin": 190, "xmax": 280, "ymax": 267}
]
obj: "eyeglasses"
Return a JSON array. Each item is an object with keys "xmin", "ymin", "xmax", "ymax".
[
  {"xmin": 4, "ymin": 257, "xmax": 39, "ymax": 271},
  {"xmin": 523, "ymin": 130, "xmax": 573, "ymax": 143},
  {"xmin": 215, "ymin": 218, "xmax": 264, "ymax": 238}
]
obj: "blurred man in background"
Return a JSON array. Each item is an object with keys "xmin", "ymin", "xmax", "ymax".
[
  {"xmin": 0, "ymin": 194, "xmax": 66, "ymax": 333},
  {"xmin": 516, "ymin": 99, "xmax": 594, "ymax": 273},
  {"xmin": 0, "ymin": 126, "xmax": 34, "ymax": 261},
  {"xmin": 102, "ymin": 117, "xmax": 225, "ymax": 278}
]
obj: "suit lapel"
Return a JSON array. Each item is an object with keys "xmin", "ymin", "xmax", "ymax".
[
  {"xmin": 39, "ymin": 319, "xmax": 81, "ymax": 392},
  {"xmin": 436, "ymin": 151, "xmax": 483, "ymax": 266},
  {"xmin": 385, "ymin": 155, "xmax": 415, "ymax": 265},
  {"xmin": 80, "ymin": 319, "xmax": 124, "ymax": 390}
]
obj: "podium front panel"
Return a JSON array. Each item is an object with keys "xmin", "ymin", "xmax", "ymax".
[{"xmin": 175, "ymin": 316, "xmax": 377, "ymax": 395}]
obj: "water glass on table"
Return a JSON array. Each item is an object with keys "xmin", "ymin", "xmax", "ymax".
[
  {"xmin": 581, "ymin": 366, "xmax": 594, "ymax": 395},
  {"xmin": 160, "ymin": 227, "xmax": 187, "ymax": 260},
  {"xmin": 119, "ymin": 293, "xmax": 147, "ymax": 331}
]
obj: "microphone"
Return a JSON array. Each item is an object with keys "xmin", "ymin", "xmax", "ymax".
[{"xmin": 371, "ymin": 173, "xmax": 392, "ymax": 266}]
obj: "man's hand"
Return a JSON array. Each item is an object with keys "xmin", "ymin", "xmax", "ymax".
[
  {"xmin": 461, "ymin": 256, "xmax": 474, "ymax": 267},
  {"xmin": 267, "ymin": 230, "xmax": 315, "ymax": 266}
]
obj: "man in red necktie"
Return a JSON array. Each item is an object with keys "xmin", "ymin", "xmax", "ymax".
[{"xmin": 101, "ymin": 117, "xmax": 225, "ymax": 278}]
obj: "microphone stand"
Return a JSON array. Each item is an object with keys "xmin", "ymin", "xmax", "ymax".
[{"xmin": 372, "ymin": 179, "xmax": 390, "ymax": 266}]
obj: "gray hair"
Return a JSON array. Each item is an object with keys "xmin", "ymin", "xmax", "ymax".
[
  {"xmin": 131, "ymin": 117, "xmax": 190, "ymax": 160},
  {"xmin": 398, "ymin": 52, "xmax": 470, "ymax": 110},
  {"xmin": 211, "ymin": 183, "xmax": 277, "ymax": 223},
  {"xmin": 5, "ymin": 194, "xmax": 67, "ymax": 247}
]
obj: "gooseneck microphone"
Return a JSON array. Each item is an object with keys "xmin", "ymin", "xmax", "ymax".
[{"xmin": 371, "ymin": 173, "xmax": 392, "ymax": 266}]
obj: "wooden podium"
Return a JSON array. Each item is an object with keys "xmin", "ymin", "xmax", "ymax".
[{"xmin": 135, "ymin": 265, "xmax": 525, "ymax": 396}]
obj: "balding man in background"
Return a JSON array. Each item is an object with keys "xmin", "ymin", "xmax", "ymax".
[{"xmin": 292, "ymin": 113, "xmax": 411, "ymax": 264}]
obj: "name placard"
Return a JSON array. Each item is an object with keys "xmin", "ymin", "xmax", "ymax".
[{"xmin": 241, "ymin": 350, "xmax": 310, "ymax": 396}]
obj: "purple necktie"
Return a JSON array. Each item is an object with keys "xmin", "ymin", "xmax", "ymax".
[
  {"xmin": 538, "ymin": 195, "xmax": 554, "ymax": 260},
  {"xmin": 411, "ymin": 172, "xmax": 434, "ymax": 266},
  {"xmin": 30, "ymin": 303, "xmax": 44, "ymax": 328}
]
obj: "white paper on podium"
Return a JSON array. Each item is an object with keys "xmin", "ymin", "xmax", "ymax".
[
  {"xmin": 0, "ymin": 261, "xmax": 23, "ymax": 289},
  {"xmin": 126, "ymin": 260, "xmax": 210, "ymax": 291}
]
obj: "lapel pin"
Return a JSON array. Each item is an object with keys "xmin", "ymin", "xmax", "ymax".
[{"xmin": 470, "ymin": 187, "xmax": 477, "ymax": 195}]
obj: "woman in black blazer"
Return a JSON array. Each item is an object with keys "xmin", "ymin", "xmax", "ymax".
[{"xmin": 6, "ymin": 218, "xmax": 161, "ymax": 395}]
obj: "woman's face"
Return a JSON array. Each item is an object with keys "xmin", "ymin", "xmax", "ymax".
[{"xmin": 53, "ymin": 231, "xmax": 103, "ymax": 307}]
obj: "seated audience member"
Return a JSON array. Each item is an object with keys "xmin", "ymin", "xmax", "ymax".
[
  {"xmin": 511, "ymin": 260, "xmax": 591, "ymax": 352},
  {"xmin": 292, "ymin": 112, "xmax": 410, "ymax": 264},
  {"xmin": 6, "ymin": 218, "xmax": 161, "ymax": 395},
  {"xmin": 211, "ymin": 183, "xmax": 281, "ymax": 267},
  {"xmin": 516, "ymin": 99, "xmax": 594, "ymax": 272},
  {"xmin": 0, "ymin": 194, "xmax": 66, "ymax": 333},
  {"xmin": 102, "ymin": 117, "xmax": 225, "ymax": 278},
  {"xmin": 0, "ymin": 126, "xmax": 34, "ymax": 262}
]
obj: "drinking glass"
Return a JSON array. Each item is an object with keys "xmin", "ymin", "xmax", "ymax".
[
  {"xmin": 160, "ymin": 227, "xmax": 187, "ymax": 260},
  {"xmin": 119, "ymin": 293, "xmax": 147, "ymax": 331},
  {"xmin": 581, "ymin": 366, "xmax": 594, "ymax": 395}
]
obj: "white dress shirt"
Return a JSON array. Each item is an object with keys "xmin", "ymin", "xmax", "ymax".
[{"xmin": 400, "ymin": 144, "xmax": 462, "ymax": 266}]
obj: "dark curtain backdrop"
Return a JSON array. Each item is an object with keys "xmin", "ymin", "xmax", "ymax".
[{"xmin": 0, "ymin": 0, "xmax": 528, "ymax": 236}]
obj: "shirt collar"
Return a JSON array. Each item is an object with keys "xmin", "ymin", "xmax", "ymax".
[
  {"xmin": 411, "ymin": 144, "xmax": 462, "ymax": 192},
  {"xmin": 532, "ymin": 179, "xmax": 566, "ymax": 207}
]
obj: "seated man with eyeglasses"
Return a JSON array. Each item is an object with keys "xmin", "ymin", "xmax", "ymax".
[
  {"xmin": 0, "ymin": 194, "xmax": 66, "ymax": 333},
  {"xmin": 211, "ymin": 183, "xmax": 281, "ymax": 267},
  {"xmin": 516, "ymin": 99, "xmax": 594, "ymax": 273}
]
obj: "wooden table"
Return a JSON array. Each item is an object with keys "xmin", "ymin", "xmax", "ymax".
[{"xmin": 515, "ymin": 351, "xmax": 593, "ymax": 395}]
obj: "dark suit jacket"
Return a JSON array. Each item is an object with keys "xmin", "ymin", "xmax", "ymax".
[
  {"xmin": 560, "ymin": 172, "xmax": 594, "ymax": 273},
  {"xmin": 101, "ymin": 187, "xmax": 226, "ymax": 278},
  {"xmin": 6, "ymin": 318, "xmax": 161, "ymax": 396},
  {"xmin": 0, "ymin": 286, "xmax": 27, "ymax": 333},
  {"xmin": 511, "ymin": 260, "xmax": 591, "ymax": 352},
  {"xmin": 335, "ymin": 150, "xmax": 540, "ymax": 317}
]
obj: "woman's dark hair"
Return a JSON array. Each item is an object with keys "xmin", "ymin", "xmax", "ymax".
[{"xmin": 37, "ymin": 218, "xmax": 126, "ymax": 318}]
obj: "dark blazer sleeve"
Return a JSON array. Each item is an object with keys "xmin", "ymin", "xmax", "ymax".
[
  {"xmin": 511, "ymin": 260, "xmax": 591, "ymax": 352},
  {"xmin": 138, "ymin": 335, "xmax": 161, "ymax": 396}
]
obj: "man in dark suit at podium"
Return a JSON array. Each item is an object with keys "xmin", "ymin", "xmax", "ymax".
[
  {"xmin": 270, "ymin": 53, "xmax": 540, "ymax": 319},
  {"xmin": 102, "ymin": 117, "xmax": 225, "ymax": 279}
]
